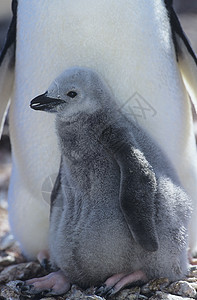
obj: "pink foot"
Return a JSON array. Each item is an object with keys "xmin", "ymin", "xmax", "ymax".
[
  {"xmin": 96, "ymin": 270, "xmax": 147, "ymax": 297},
  {"xmin": 18, "ymin": 270, "xmax": 71, "ymax": 296}
]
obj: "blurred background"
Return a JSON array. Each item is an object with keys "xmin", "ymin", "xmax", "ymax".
[
  {"xmin": 0, "ymin": 0, "xmax": 196, "ymax": 228},
  {"xmin": 0, "ymin": 0, "xmax": 12, "ymax": 236}
]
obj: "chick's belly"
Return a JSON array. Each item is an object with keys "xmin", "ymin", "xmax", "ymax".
[{"xmin": 50, "ymin": 211, "xmax": 142, "ymax": 285}]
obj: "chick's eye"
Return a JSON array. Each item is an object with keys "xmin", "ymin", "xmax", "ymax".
[{"xmin": 67, "ymin": 91, "xmax": 78, "ymax": 98}]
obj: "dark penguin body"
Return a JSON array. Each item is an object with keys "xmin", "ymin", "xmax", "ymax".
[{"xmin": 31, "ymin": 67, "xmax": 192, "ymax": 290}]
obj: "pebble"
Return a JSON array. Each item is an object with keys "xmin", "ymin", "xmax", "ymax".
[
  {"xmin": 189, "ymin": 267, "xmax": 197, "ymax": 279},
  {"xmin": 166, "ymin": 281, "xmax": 196, "ymax": 298},
  {"xmin": 0, "ymin": 279, "xmax": 197, "ymax": 300},
  {"xmin": 0, "ymin": 255, "xmax": 197, "ymax": 300},
  {"xmin": 0, "ymin": 283, "xmax": 21, "ymax": 300},
  {"xmin": 0, "ymin": 261, "xmax": 44, "ymax": 283},
  {"xmin": 0, "ymin": 250, "xmax": 16, "ymax": 267},
  {"xmin": 0, "ymin": 233, "xmax": 16, "ymax": 251},
  {"xmin": 141, "ymin": 278, "xmax": 170, "ymax": 295},
  {"xmin": 112, "ymin": 287, "xmax": 146, "ymax": 300},
  {"xmin": 65, "ymin": 285, "xmax": 104, "ymax": 300},
  {"xmin": 149, "ymin": 291, "xmax": 192, "ymax": 300}
]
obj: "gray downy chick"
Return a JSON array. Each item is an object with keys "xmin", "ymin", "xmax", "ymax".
[{"xmin": 29, "ymin": 67, "xmax": 192, "ymax": 297}]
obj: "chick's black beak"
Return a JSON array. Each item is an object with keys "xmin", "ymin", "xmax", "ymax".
[{"xmin": 30, "ymin": 93, "xmax": 64, "ymax": 111}]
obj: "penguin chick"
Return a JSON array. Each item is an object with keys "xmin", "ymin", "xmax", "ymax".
[{"xmin": 26, "ymin": 67, "xmax": 192, "ymax": 297}]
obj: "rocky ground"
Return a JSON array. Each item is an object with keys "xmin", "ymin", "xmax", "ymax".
[
  {"xmin": 0, "ymin": 2, "xmax": 197, "ymax": 300},
  {"xmin": 0, "ymin": 250, "xmax": 197, "ymax": 300}
]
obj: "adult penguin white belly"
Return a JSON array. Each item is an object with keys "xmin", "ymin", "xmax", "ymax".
[{"xmin": 0, "ymin": 0, "xmax": 197, "ymax": 259}]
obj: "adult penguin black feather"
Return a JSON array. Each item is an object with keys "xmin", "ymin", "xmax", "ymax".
[
  {"xmin": 0, "ymin": 0, "xmax": 17, "ymax": 136},
  {"xmin": 0, "ymin": 0, "xmax": 17, "ymax": 67},
  {"xmin": 164, "ymin": 0, "xmax": 197, "ymax": 113},
  {"xmin": 164, "ymin": 0, "xmax": 197, "ymax": 64}
]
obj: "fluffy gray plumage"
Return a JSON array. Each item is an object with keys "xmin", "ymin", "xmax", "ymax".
[{"xmin": 31, "ymin": 67, "xmax": 192, "ymax": 288}]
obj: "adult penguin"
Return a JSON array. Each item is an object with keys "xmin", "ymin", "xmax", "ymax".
[{"xmin": 0, "ymin": 0, "xmax": 197, "ymax": 259}]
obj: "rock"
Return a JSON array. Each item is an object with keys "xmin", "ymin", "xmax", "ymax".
[
  {"xmin": 189, "ymin": 282, "xmax": 197, "ymax": 290},
  {"xmin": 0, "ymin": 250, "xmax": 15, "ymax": 267},
  {"xmin": 40, "ymin": 298, "xmax": 65, "ymax": 300},
  {"xmin": 188, "ymin": 267, "xmax": 197, "ymax": 279},
  {"xmin": 2, "ymin": 280, "xmax": 66, "ymax": 300},
  {"xmin": 0, "ymin": 208, "xmax": 9, "ymax": 245},
  {"xmin": 0, "ymin": 233, "xmax": 15, "ymax": 251},
  {"xmin": 141, "ymin": 278, "xmax": 170, "ymax": 295},
  {"xmin": 0, "ymin": 284, "xmax": 21, "ymax": 300},
  {"xmin": 40, "ymin": 298, "xmax": 60, "ymax": 300},
  {"xmin": 40, "ymin": 298, "xmax": 58, "ymax": 300},
  {"xmin": 65, "ymin": 285, "xmax": 104, "ymax": 300},
  {"xmin": 85, "ymin": 296, "xmax": 104, "ymax": 300},
  {"xmin": 149, "ymin": 291, "xmax": 192, "ymax": 300},
  {"xmin": 64, "ymin": 285, "xmax": 86, "ymax": 299},
  {"xmin": 112, "ymin": 287, "xmax": 147, "ymax": 300},
  {"xmin": 166, "ymin": 281, "xmax": 196, "ymax": 298},
  {"xmin": 0, "ymin": 261, "xmax": 45, "ymax": 283},
  {"xmin": 0, "ymin": 250, "xmax": 25, "ymax": 274}
]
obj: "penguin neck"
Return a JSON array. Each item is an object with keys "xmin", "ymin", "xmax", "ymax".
[{"xmin": 56, "ymin": 109, "xmax": 114, "ymax": 162}]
